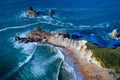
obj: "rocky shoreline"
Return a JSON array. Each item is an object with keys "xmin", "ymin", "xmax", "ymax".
[{"xmin": 15, "ymin": 26, "xmax": 120, "ymax": 80}]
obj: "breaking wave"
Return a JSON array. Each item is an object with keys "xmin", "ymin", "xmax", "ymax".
[
  {"xmin": 1, "ymin": 32, "xmax": 38, "ymax": 80},
  {"xmin": 0, "ymin": 22, "xmax": 40, "ymax": 32}
]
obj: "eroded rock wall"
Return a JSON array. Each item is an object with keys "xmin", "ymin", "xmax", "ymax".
[{"xmin": 48, "ymin": 33, "xmax": 92, "ymax": 63}]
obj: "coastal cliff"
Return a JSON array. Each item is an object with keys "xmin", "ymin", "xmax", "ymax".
[
  {"xmin": 48, "ymin": 33, "xmax": 90, "ymax": 62},
  {"xmin": 15, "ymin": 27, "xmax": 120, "ymax": 80},
  {"xmin": 48, "ymin": 32, "xmax": 120, "ymax": 80}
]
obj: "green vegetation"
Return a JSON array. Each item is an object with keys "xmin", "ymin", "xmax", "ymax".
[{"xmin": 87, "ymin": 42, "xmax": 120, "ymax": 73}]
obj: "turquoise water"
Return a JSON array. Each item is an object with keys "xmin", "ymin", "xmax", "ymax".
[{"xmin": 0, "ymin": 0, "xmax": 120, "ymax": 80}]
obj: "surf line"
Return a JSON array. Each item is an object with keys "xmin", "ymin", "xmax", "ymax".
[
  {"xmin": 0, "ymin": 22, "xmax": 40, "ymax": 32},
  {"xmin": 1, "ymin": 46, "xmax": 36, "ymax": 80}
]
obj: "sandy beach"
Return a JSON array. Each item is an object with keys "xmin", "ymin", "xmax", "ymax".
[{"xmin": 58, "ymin": 47, "xmax": 111, "ymax": 80}]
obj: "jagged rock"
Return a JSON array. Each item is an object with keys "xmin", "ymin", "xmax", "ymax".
[
  {"xmin": 28, "ymin": 32, "xmax": 42, "ymax": 40},
  {"xmin": 27, "ymin": 37, "xmax": 34, "ymax": 42},
  {"xmin": 15, "ymin": 36, "xmax": 20, "ymax": 41},
  {"xmin": 25, "ymin": 6, "xmax": 55, "ymax": 18},
  {"xmin": 15, "ymin": 36, "xmax": 28, "ymax": 43},
  {"xmin": 25, "ymin": 6, "xmax": 37, "ymax": 18},
  {"xmin": 20, "ymin": 38, "xmax": 28, "ymax": 43},
  {"xmin": 27, "ymin": 27, "xmax": 51, "ymax": 41},
  {"xmin": 110, "ymin": 29, "xmax": 119, "ymax": 38}
]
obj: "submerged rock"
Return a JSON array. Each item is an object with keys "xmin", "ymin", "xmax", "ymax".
[{"xmin": 48, "ymin": 9, "xmax": 55, "ymax": 17}]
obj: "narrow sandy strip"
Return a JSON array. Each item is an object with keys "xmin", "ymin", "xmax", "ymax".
[{"xmin": 58, "ymin": 47, "xmax": 111, "ymax": 80}]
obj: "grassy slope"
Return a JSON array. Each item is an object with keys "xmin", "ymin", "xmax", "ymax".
[{"xmin": 87, "ymin": 42, "xmax": 120, "ymax": 73}]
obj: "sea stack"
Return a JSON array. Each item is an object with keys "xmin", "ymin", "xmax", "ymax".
[
  {"xmin": 25, "ymin": 6, "xmax": 37, "ymax": 18},
  {"xmin": 110, "ymin": 29, "xmax": 119, "ymax": 38}
]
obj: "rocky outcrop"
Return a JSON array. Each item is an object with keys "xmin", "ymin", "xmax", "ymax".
[
  {"xmin": 27, "ymin": 27, "xmax": 51, "ymax": 40},
  {"xmin": 15, "ymin": 36, "xmax": 21, "ymax": 41},
  {"xmin": 15, "ymin": 36, "xmax": 28, "ymax": 43},
  {"xmin": 15, "ymin": 27, "xmax": 51, "ymax": 43},
  {"xmin": 25, "ymin": 6, "xmax": 37, "ymax": 18},
  {"xmin": 110, "ymin": 29, "xmax": 119, "ymax": 38},
  {"xmin": 15, "ymin": 26, "xmax": 119, "ymax": 80},
  {"xmin": 25, "ymin": 6, "xmax": 55, "ymax": 18},
  {"xmin": 48, "ymin": 33, "xmax": 91, "ymax": 62}
]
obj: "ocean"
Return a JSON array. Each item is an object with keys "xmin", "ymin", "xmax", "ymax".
[{"xmin": 0, "ymin": 0, "xmax": 120, "ymax": 80}]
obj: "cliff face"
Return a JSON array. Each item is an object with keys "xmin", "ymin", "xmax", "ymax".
[
  {"xmin": 48, "ymin": 33, "xmax": 92, "ymax": 63},
  {"xmin": 48, "ymin": 33, "xmax": 118, "ymax": 80},
  {"xmin": 48, "ymin": 33, "xmax": 117, "ymax": 80}
]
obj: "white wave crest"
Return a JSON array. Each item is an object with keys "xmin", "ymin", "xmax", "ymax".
[
  {"xmin": 2, "ymin": 32, "xmax": 37, "ymax": 80},
  {"xmin": 17, "ymin": 42, "xmax": 36, "ymax": 67},
  {"xmin": 19, "ymin": 12, "xmax": 25, "ymax": 18},
  {"xmin": 0, "ymin": 22, "xmax": 40, "ymax": 32},
  {"xmin": 54, "ymin": 47, "xmax": 64, "ymax": 60},
  {"xmin": 12, "ymin": 31, "xmax": 37, "ymax": 66},
  {"xmin": 30, "ymin": 46, "xmax": 64, "ymax": 79},
  {"xmin": 7, "ymin": 42, "xmax": 37, "ymax": 80},
  {"xmin": 63, "ymin": 62, "xmax": 81, "ymax": 80}
]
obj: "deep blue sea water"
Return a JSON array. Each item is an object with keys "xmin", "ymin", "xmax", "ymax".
[{"xmin": 0, "ymin": 0, "xmax": 120, "ymax": 80}]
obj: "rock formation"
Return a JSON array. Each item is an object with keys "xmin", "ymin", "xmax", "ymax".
[
  {"xmin": 110, "ymin": 29, "xmax": 119, "ymax": 38},
  {"xmin": 15, "ymin": 36, "xmax": 28, "ymax": 43},
  {"xmin": 25, "ymin": 6, "xmax": 37, "ymax": 18},
  {"xmin": 27, "ymin": 27, "xmax": 51, "ymax": 41},
  {"xmin": 15, "ymin": 26, "xmax": 120, "ymax": 80},
  {"xmin": 15, "ymin": 36, "xmax": 20, "ymax": 41},
  {"xmin": 25, "ymin": 6, "xmax": 55, "ymax": 18}
]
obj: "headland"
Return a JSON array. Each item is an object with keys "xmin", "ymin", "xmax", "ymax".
[{"xmin": 15, "ymin": 26, "xmax": 120, "ymax": 80}]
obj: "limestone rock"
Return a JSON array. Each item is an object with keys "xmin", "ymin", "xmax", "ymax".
[{"xmin": 110, "ymin": 29, "xmax": 119, "ymax": 38}]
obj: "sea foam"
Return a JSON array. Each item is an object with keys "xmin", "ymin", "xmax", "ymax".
[{"xmin": 0, "ymin": 22, "xmax": 40, "ymax": 32}]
